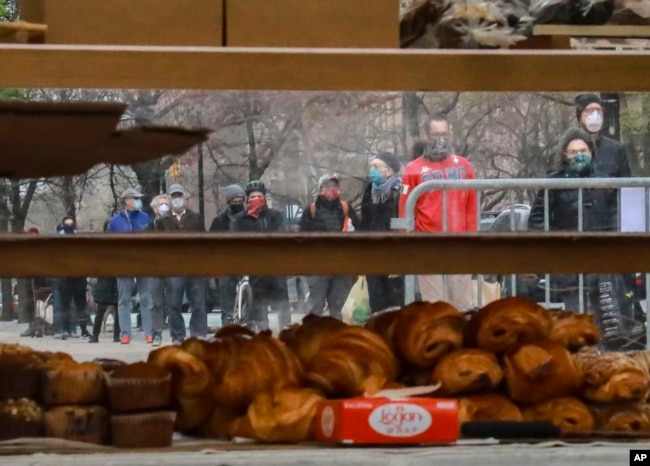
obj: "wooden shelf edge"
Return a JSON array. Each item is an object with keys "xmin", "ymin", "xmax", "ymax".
[
  {"xmin": 1, "ymin": 232, "xmax": 648, "ymax": 277},
  {"xmin": 533, "ymin": 24, "xmax": 650, "ymax": 38},
  {"xmin": 0, "ymin": 45, "xmax": 649, "ymax": 91}
]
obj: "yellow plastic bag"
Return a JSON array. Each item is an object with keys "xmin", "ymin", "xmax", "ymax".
[
  {"xmin": 342, "ymin": 276, "xmax": 370, "ymax": 325},
  {"xmin": 471, "ymin": 278, "xmax": 501, "ymax": 308}
]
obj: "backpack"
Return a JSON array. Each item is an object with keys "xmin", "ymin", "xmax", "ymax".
[{"xmin": 310, "ymin": 201, "xmax": 352, "ymax": 231}]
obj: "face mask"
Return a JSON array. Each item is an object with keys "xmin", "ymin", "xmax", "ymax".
[
  {"xmin": 368, "ymin": 168, "xmax": 386, "ymax": 185},
  {"xmin": 134, "ymin": 199, "xmax": 143, "ymax": 210},
  {"xmin": 171, "ymin": 198, "xmax": 184, "ymax": 209},
  {"xmin": 61, "ymin": 224, "xmax": 76, "ymax": 234},
  {"xmin": 247, "ymin": 198, "xmax": 266, "ymax": 218},
  {"xmin": 424, "ymin": 137, "xmax": 450, "ymax": 161},
  {"xmin": 584, "ymin": 111, "xmax": 603, "ymax": 133},
  {"xmin": 158, "ymin": 204, "xmax": 170, "ymax": 215},
  {"xmin": 567, "ymin": 152, "xmax": 592, "ymax": 175},
  {"xmin": 321, "ymin": 188, "xmax": 341, "ymax": 201},
  {"xmin": 229, "ymin": 204, "xmax": 244, "ymax": 214}
]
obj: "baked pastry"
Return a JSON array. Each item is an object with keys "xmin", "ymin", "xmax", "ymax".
[
  {"xmin": 393, "ymin": 301, "xmax": 465, "ymax": 368},
  {"xmin": 591, "ymin": 402, "xmax": 650, "ymax": 432},
  {"xmin": 44, "ymin": 405, "xmax": 109, "ymax": 445},
  {"xmin": 458, "ymin": 393, "xmax": 523, "ymax": 425},
  {"xmin": 574, "ymin": 349, "xmax": 649, "ymax": 403},
  {"xmin": 304, "ymin": 326, "xmax": 398, "ymax": 398},
  {"xmin": 105, "ymin": 362, "xmax": 172, "ymax": 412},
  {"xmin": 365, "ymin": 308, "xmax": 400, "ymax": 350},
  {"xmin": 0, "ymin": 398, "xmax": 43, "ymax": 440},
  {"xmin": 42, "ymin": 361, "xmax": 105, "ymax": 406},
  {"xmin": 503, "ymin": 339, "xmax": 583, "ymax": 404},
  {"xmin": 279, "ymin": 314, "xmax": 347, "ymax": 368},
  {"xmin": 0, "ymin": 352, "xmax": 45, "ymax": 401},
  {"xmin": 432, "ymin": 348, "xmax": 503, "ymax": 396},
  {"xmin": 214, "ymin": 324, "xmax": 257, "ymax": 339},
  {"xmin": 92, "ymin": 358, "xmax": 127, "ymax": 373},
  {"xmin": 148, "ymin": 346, "xmax": 215, "ymax": 433},
  {"xmin": 111, "ymin": 411, "xmax": 176, "ymax": 448},
  {"xmin": 522, "ymin": 397, "xmax": 595, "ymax": 433},
  {"xmin": 465, "ymin": 297, "xmax": 553, "ymax": 353},
  {"xmin": 549, "ymin": 310, "xmax": 600, "ymax": 351},
  {"xmin": 200, "ymin": 405, "xmax": 245, "ymax": 439},
  {"xmin": 229, "ymin": 386, "xmax": 324, "ymax": 443}
]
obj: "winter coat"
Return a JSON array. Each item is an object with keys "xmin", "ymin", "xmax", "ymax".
[
  {"xmin": 299, "ymin": 197, "xmax": 360, "ymax": 232},
  {"xmin": 359, "ymin": 182, "xmax": 400, "ymax": 232},
  {"xmin": 156, "ymin": 209, "xmax": 204, "ymax": 232},
  {"xmin": 210, "ymin": 209, "xmax": 237, "ymax": 233},
  {"xmin": 528, "ymin": 167, "xmax": 617, "ymax": 232},
  {"xmin": 93, "ymin": 277, "xmax": 118, "ymax": 305},
  {"xmin": 107, "ymin": 210, "xmax": 150, "ymax": 233},
  {"xmin": 594, "ymin": 135, "xmax": 631, "ymax": 179},
  {"xmin": 231, "ymin": 206, "xmax": 285, "ymax": 233}
]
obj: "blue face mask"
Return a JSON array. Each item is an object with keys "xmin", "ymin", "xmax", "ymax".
[
  {"xmin": 567, "ymin": 152, "xmax": 592, "ymax": 175},
  {"xmin": 369, "ymin": 168, "xmax": 386, "ymax": 184},
  {"xmin": 134, "ymin": 199, "xmax": 143, "ymax": 210}
]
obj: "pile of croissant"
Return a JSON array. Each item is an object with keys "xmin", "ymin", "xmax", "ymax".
[{"xmin": 146, "ymin": 297, "xmax": 650, "ymax": 443}]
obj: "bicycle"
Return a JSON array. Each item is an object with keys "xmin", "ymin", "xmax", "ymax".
[{"xmin": 233, "ymin": 275, "xmax": 253, "ymax": 326}]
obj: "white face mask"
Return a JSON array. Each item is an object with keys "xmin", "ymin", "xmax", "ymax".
[
  {"xmin": 158, "ymin": 204, "xmax": 170, "ymax": 215},
  {"xmin": 171, "ymin": 198, "xmax": 184, "ymax": 209},
  {"xmin": 584, "ymin": 110, "xmax": 603, "ymax": 133}
]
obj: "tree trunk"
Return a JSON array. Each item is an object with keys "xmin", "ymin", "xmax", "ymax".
[{"xmin": 62, "ymin": 176, "xmax": 77, "ymax": 219}]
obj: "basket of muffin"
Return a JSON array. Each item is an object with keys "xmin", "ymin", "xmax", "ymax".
[{"xmin": 0, "ymin": 343, "xmax": 175, "ymax": 448}]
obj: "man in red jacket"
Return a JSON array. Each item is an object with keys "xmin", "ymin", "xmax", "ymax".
[{"xmin": 399, "ymin": 114, "xmax": 477, "ymax": 311}]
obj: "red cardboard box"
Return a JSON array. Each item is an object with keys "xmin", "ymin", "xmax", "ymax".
[{"xmin": 314, "ymin": 397, "xmax": 459, "ymax": 444}]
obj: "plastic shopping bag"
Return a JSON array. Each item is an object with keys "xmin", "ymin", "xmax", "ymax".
[{"xmin": 342, "ymin": 276, "xmax": 370, "ymax": 325}]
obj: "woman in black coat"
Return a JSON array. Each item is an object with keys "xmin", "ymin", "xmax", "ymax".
[{"xmin": 359, "ymin": 152, "xmax": 405, "ymax": 313}]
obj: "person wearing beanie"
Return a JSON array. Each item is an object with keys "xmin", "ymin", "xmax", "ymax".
[
  {"xmin": 399, "ymin": 114, "xmax": 477, "ymax": 311},
  {"xmin": 231, "ymin": 181, "xmax": 291, "ymax": 332},
  {"xmin": 574, "ymin": 93, "xmax": 631, "ymax": 179},
  {"xmin": 209, "ymin": 184, "xmax": 248, "ymax": 327},
  {"xmin": 359, "ymin": 152, "xmax": 404, "ymax": 312}
]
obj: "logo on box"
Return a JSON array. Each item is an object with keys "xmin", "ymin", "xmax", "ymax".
[{"xmin": 368, "ymin": 403, "xmax": 432, "ymax": 437}]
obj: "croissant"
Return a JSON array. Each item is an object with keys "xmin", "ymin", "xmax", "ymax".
[
  {"xmin": 365, "ymin": 308, "xmax": 400, "ymax": 350},
  {"xmin": 229, "ymin": 386, "xmax": 324, "ymax": 443},
  {"xmin": 522, "ymin": 397, "xmax": 595, "ymax": 433},
  {"xmin": 213, "ymin": 335, "xmax": 303, "ymax": 411},
  {"xmin": 393, "ymin": 301, "xmax": 465, "ymax": 368},
  {"xmin": 200, "ymin": 405, "xmax": 245, "ymax": 439},
  {"xmin": 591, "ymin": 402, "xmax": 650, "ymax": 432},
  {"xmin": 215, "ymin": 324, "xmax": 257, "ymax": 339},
  {"xmin": 147, "ymin": 346, "xmax": 215, "ymax": 433},
  {"xmin": 431, "ymin": 349, "xmax": 503, "ymax": 396},
  {"xmin": 549, "ymin": 310, "xmax": 601, "ymax": 351},
  {"xmin": 458, "ymin": 393, "xmax": 523, "ymax": 425},
  {"xmin": 279, "ymin": 315, "xmax": 347, "ymax": 368},
  {"xmin": 503, "ymin": 339, "xmax": 583, "ymax": 404},
  {"xmin": 465, "ymin": 297, "xmax": 553, "ymax": 353},
  {"xmin": 305, "ymin": 326, "xmax": 398, "ymax": 398},
  {"xmin": 574, "ymin": 349, "xmax": 650, "ymax": 403}
]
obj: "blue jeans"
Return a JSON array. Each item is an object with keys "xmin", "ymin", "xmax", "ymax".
[
  {"xmin": 165, "ymin": 277, "xmax": 208, "ymax": 341},
  {"xmin": 117, "ymin": 277, "xmax": 153, "ymax": 339},
  {"xmin": 141, "ymin": 277, "xmax": 166, "ymax": 338}
]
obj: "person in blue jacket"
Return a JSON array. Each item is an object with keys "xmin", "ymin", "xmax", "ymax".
[{"xmin": 107, "ymin": 188, "xmax": 151, "ymax": 344}]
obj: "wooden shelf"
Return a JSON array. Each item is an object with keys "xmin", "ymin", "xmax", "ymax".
[
  {"xmin": 1, "ymin": 45, "xmax": 650, "ymax": 91},
  {"xmin": 533, "ymin": 25, "xmax": 650, "ymax": 38},
  {"xmin": 1, "ymin": 232, "xmax": 648, "ymax": 277}
]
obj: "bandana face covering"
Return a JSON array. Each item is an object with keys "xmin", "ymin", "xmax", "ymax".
[{"xmin": 247, "ymin": 198, "xmax": 266, "ymax": 218}]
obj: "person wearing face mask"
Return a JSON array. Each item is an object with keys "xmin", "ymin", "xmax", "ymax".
[
  {"xmin": 574, "ymin": 93, "xmax": 631, "ymax": 180},
  {"xmin": 299, "ymin": 174, "xmax": 360, "ymax": 321},
  {"xmin": 107, "ymin": 188, "xmax": 152, "ymax": 345},
  {"xmin": 398, "ymin": 114, "xmax": 477, "ymax": 311},
  {"xmin": 359, "ymin": 152, "xmax": 405, "ymax": 313},
  {"xmin": 529, "ymin": 128, "xmax": 618, "ymax": 324},
  {"xmin": 155, "ymin": 184, "xmax": 208, "ymax": 344},
  {"xmin": 210, "ymin": 184, "xmax": 247, "ymax": 327},
  {"xmin": 231, "ymin": 180, "xmax": 291, "ymax": 331}
]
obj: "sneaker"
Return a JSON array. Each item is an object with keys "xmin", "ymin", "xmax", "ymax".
[
  {"xmin": 67, "ymin": 332, "xmax": 80, "ymax": 339},
  {"xmin": 81, "ymin": 330, "xmax": 92, "ymax": 339},
  {"xmin": 152, "ymin": 335, "xmax": 162, "ymax": 347},
  {"xmin": 120, "ymin": 336, "xmax": 131, "ymax": 345},
  {"xmin": 88, "ymin": 336, "xmax": 99, "ymax": 343},
  {"xmin": 53, "ymin": 333, "xmax": 67, "ymax": 340},
  {"xmin": 146, "ymin": 335, "xmax": 153, "ymax": 344}
]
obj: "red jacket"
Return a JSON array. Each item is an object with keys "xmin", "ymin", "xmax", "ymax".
[{"xmin": 398, "ymin": 155, "xmax": 477, "ymax": 233}]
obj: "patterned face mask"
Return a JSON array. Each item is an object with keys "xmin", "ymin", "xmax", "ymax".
[
  {"xmin": 424, "ymin": 137, "xmax": 450, "ymax": 161},
  {"xmin": 567, "ymin": 152, "xmax": 592, "ymax": 175}
]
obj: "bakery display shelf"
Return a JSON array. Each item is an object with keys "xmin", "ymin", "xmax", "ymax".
[
  {"xmin": 0, "ymin": 232, "xmax": 648, "ymax": 278},
  {"xmin": 0, "ymin": 44, "xmax": 649, "ymax": 92}
]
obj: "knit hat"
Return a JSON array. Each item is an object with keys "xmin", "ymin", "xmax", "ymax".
[
  {"xmin": 575, "ymin": 93, "xmax": 602, "ymax": 121},
  {"xmin": 318, "ymin": 173, "xmax": 340, "ymax": 190},
  {"xmin": 374, "ymin": 152, "xmax": 401, "ymax": 174},
  {"xmin": 223, "ymin": 184, "xmax": 246, "ymax": 203}
]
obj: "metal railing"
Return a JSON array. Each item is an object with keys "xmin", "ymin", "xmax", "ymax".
[{"xmin": 393, "ymin": 176, "xmax": 650, "ymax": 348}]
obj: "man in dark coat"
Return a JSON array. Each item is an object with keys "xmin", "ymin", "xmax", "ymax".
[
  {"xmin": 359, "ymin": 152, "xmax": 404, "ymax": 312},
  {"xmin": 231, "ymin": 180, "xmax": 290, "ymax": 331}
]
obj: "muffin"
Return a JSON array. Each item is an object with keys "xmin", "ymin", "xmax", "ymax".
[
  {"xmin": 0, "ymin": 398, "xmax": 43, "ymax": 440},
  {"xmin": 105, "ymin": 362, "xmax": 172, "ymax": 413},
  {"xmin": 111, "ymin": 411, "xmax": 176, "ymax": 448},
  {"xmin": 42, "ymin": 361, "xmax": 105, "ymax": 406},
  {"xmin": 44, "ymin": 405, "xmax": 109, "ymax": 445},
  {"xmin": 93, "ymin": 358, "xmax": 127, "ymax": 373},
  {"xmin": 0, "ymin": 353, "xmax": 44, "ymax": 401}
]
